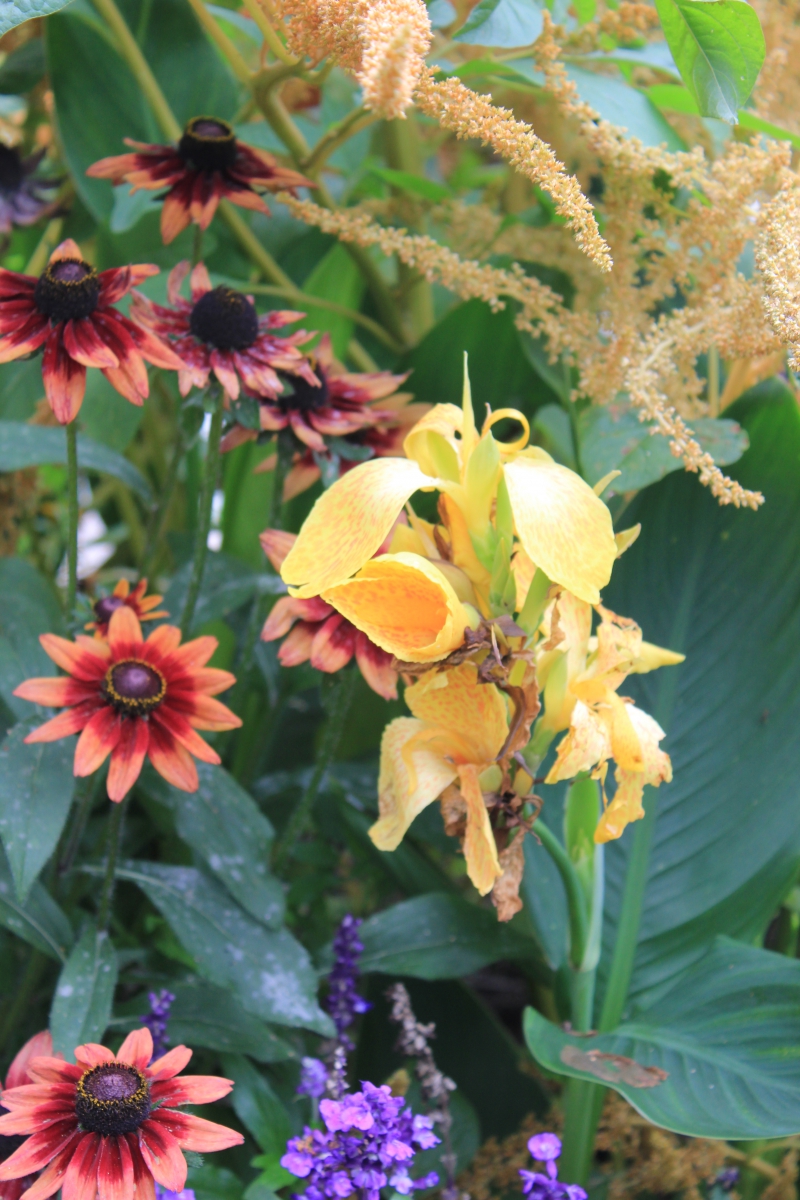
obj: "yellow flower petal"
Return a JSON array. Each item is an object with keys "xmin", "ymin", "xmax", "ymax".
[
  {"xmin": 545, "ymin": 699, "xmax": 612, "ymax": 782},
  {"xmin": 458, "ymin": 763, "xmax": 502, "ymax": 896},
  {"xmin": 403, "ymin": 404, "xmax": 463, "ymax": 479},
  {"xmin": 503, "ymin": 456, "xmax": 617, "ymax": 604},
  {"xmin": 405, "ymin": 663, "xmax": 509, "ymax": 763},
  {"xmin": 322, "ymin": 552, "xmax": 469, "ymax": 663},
  {"xmin": 594, "ymin": 705, "xmax": 672, "ymax": 843},
  {"xmin": 439, "ymin": 492, "xmax": 491, "ymax": 607},
  {"xmin": 631, "ymin": 641, "xmax": 686, "ymax": 673},
  {"xmin": 369, "ymin": 717, "xmax": 456, "ymax": 850},
  {"xmin": 281, "ymin": 458, "xmax": 439, "ymax": 598}
]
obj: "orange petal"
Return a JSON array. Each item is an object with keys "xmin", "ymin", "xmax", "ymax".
[
  {"xmin": 62, "ymin": 1131, "xmax": 101, "ymax": 1200},
  {"xmin": 74, "ymin": 1044, "xmax": 115, "ymax": 1069},
  {"xmin": 106, "ymin": 719, "xmax": 149, "ymax": 802},
  {"xmin": 545, "ymin": 701, "xmax": 611, "ymax": 784},
  {"xmin": 49, "ymin": 239, "xmax": 83, "ymax": 264},
  {"xmin": 404, "ymin": 663, "xmax": 509, "ymax": 766},
  {"xmin": 0, "ymin": 1121, "xmax": 80, "ymax": 1180},
  {"xmin": 5, "ymin": 1032, "xmax": 53, "ymax": 1090},
  {"xmin": 24, "ymin": 703, "xmax": 98, "ymax": 745},
  {"xmin": 137, "ymin": 1121, "xmax": 186, "ymax": 1191},
  {"xmin": 281, "ymin": 457, "xmax": 440, "ymax": 599},
  {"xmin": 39, "ymin": 634, "xmax": 108, "ymax": 681},
  {"xmin": 167, "ymin": 636, "xmax": 217, "ymax": 671},
  {"xmin": 259, "ymin": 529, "xmax": 296, "ymax": 571},
  {"xmin": 145, "ymin": 1046, "xmax": 191, "ymax": 1082},
  {"xmin": 74, "ymin": 708, "xmax": 122, "ymax": 777},
  {"xmin": 144, "ymin": 625, "xmax": 181, "ymax": 657},
  {"xmin": 16, "ymin": 1132, "xmax": 81, "ymax": 1200},
  {"xmin": 152, "ymin": 709, "xmax": 221, "ymax": 764},
  {"xmin": 354, "ymin": 633, "xmax": 398, "ymax": 701},
  {"xmin": 147, "ymin": 1110, "xmax": 243, "ymax": 1153},
  {"xmin": 147, "ymin": 725, "xmax": 198, "ymax": 794},
  {"xmin": 107, "ymin": 606, "xmax": 143, "ymax": 655},
  {"xmin": 150, "ymin": 1076, "xmax": 233, "ymax": 1108},
  {"xmin": 96, "ymin": 1134, "xmax": 133, "ymax": 1200},
  {"xmin": 115, "ymin": 1029, "xmax": 153, "ymax": 1071},
  {"xmin": 14, "ymin": 677, "xmax": 85, "ymax": 708},
  {"xmin": 177, "ymin": 693, "xmax": 241, "ymax": 732}
]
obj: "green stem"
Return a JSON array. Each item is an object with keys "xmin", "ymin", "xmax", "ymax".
[
  {"xmin": 247, "ymin": 283, "xmax": 404, "ymax": 352},
  {"xmin": 25, "ymin": 217, "xmax": 64, "ymax": 276},
  {"xmin": 560, "ymin": 1081, "xmax": 605, "ymax": 1185},
  {"xmin": 533, "ymin": 819, "xmax": 588, "ymax": 969},
  {"xmin": 90, "ymin": 0, "xmax": 181, "ymax": 140},
  {"xmin": 65, "ymin": 419, "xmax": 79, "ymax": 626},
  {"xmin": 0, "ymin": 950, "xmax": 46, "ymax": 1052},
  {"xmin": 384, "ymin": 114, "xmax": 434, "ymax": 341},
  {"xmin": 142, "ymin": 427, "xmax": 184, "ymax": 576},
  {"xmin": 185, "ymin": 0, "xmax": 253, "ymax": 85},
  {"xmin": 219, "ymin": 201, "xmax": 301, "ymax": 292},
  {"xmin": 191, "ymin": 224, "xmax": 205, "ymax": 268},
  {"xmin": 273, "ymin": 665, "xmax": 358, "ymax": 872},
  {"xmin": 302, "ymin": 107, "xmax": 377, "ymax": 175},
  {"xmin": 97, "ymin": 797, "xmax": 127, "ymax": 933},
  {"xmin": 181, "ymin": 388, "xmax": 225, "ymax": 637},
  {"xmin": 58, "ymin": 773, "xmax": 101, "ymax": 881}
]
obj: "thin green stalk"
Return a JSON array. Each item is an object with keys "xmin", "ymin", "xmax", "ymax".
[
  {"xmin": 302, "ymin": 106, "xmax": 376, "ymax": 175},
  {"xmin": 90, "ymin": 0, "xmax": 181, "ymax": 140},
  {"xmin": 247, "ymin": 283, "xmax": 404, "ymax": 352},
  {"xmin": 97, "ymin": 797, "xmax": 128, "ymax": 933},
  {"xmin": 560, "ymin": 1081, "xmax": 605, "ymax": 1185},
  {"xmin": 185, "ymin": 0, "xmax": 253, "ymax": 86},
  {"xmin": 191, "ymin": 224, "xmax": 205, "ymax": 268},
  {"xmin": 25, "ymin": 217, "xmax": 64, "ymax": 275},
  {"xmin": 273, "ymin": 666, "xmax": 358, "ymax": 872},
  {"xmin": 240, "ymin": 0, "xmax": 299, "ymax": 65},
  {"xmin": 534, "ymin": 819, "xmax": 589, "ymax": 968},
  {"xmin": 384, "ymin": 114, "xmax": 434, "ymax": 340},
  {"xmin": 0, "ymin": 950, "xmax": 46, "ymax": 1052},
  {"xmin": 142, "ymin": 427, "xmax": 184, "ymax": 575},
  {"xmin": 65, "ymin": 419, "xmax": 79, "ymax": 626},
  {"xmin": 219, "ymin": 201, "xmax": 301, "ymax": 292},
  {"xmin": 181, "ymin": 388, "xmax": 225, "ymax": 637},
  {"xmin": 58, "ymin": 773, "xmax": 101, "ymax": 880}
]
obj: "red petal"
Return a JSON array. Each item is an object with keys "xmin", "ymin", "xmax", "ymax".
[
  {"xmin": 4, "ymin": 1033, "xmax": 53, "ymax": 1091},
  {"xmin": 149, "ymin": 1076, "xmax": 233, "ymax": 1108},
  {"xmin": 42, "ymin": 331, "xmax": 86, "ymax": 424},
  {"xmin": 125, "ymin": 1138, "xmax": 154, "ymax": 1200},
  {"xmin": 189, "ymin": 264, "xmax": 212, "ymax": 301},
  {"xmin": 160, "ymin": 181, "xmax": 193, "ymax": 245},
  {"xmin": 136, "ymin": 1121, "xmax": 186, "ymax": 1191},
  {"xmin": 209, "ymin": 350, "xmax": 239, "ymax": 399},
  {"xmin": 355, "ymin": 632, "xmax": 399, "ymax": 701},
  {"xmin": 171, "ymin": 693, "xmax": 240, "ymax": 733},
  {"xmin": 25, "ymin": 1060, "xmax": 82, "ymax": 1086},
  {"xmin": 39, "ymin": 634, "xmax": 109, "ymax": 681},
  {"xmin": 289, "ymin": 410, "xmax": 326, "ymax": 452},
  {"xmin": 62, "ymin": 320, "xmax": 118, "ymax": 370},
  {"xmin": 97, "ymin": 265, "xmax": 158, "ymax": 307},
  {"xmin": 24, "ymin": 702, "xmax": 100, "ymax": 745},
  {"xmin": 310, "ymin": 614, "xmax": 356, "ymax": 674},
  {"xmin": 108, "ymin": 606, "xmax": 143, "ymax": 656},
  {"xmin": 147, "ymin": 1110, "xmax": 243, "ymax": 1154},
  {"xmin": 0, "ymin": 312, "xmax": 49, "ymax": 363},
  {"xmin": 114, "ymin": 1029, "xmax": 152, "ymax": 1073},
  {"xmin": 120, "ymin": 319, "xmax": 184, "ymax": 372},
  {"xmin": 277, "ymin": 622, "xmax": 315, "ymax": 667},
  {"xmin": 13, "ymin": 677, "xmax": 91, "ymax": 709},
  {"xmin": 61, "ymin": 1132, "xmax": 101, "ymax": 1200},
  {"xmin": 0, "ymin": 1121, "xmax": 79, "ymax": 1179},
  {"xmin": 150, "ymin": 708, "xmax": 220, "ymax": 765},
  {"xmin": 146, "ymin": 725, "xmax": 198, "ymax": 793},
  {"xmin": 106, "ymin": 718, "xmax": 149, "ymax": 802},
  {"xmin": 97, "ymin": 1135, "xmax": 133, "ymax": 1200},
  {"xmin": 144, "ymin": 1046, "xmax": 191, "ymax": 1083},
  {"xmin": 18, "ymin": 1131, "xmax": 83, "ymax": 1200},
  {"xmin": 167, "ymin": 262, "xmax": 191, "ymax": 306},
  {"xmin": 74, "ymin": 707, "xmax": 122, "ymax": 777}
]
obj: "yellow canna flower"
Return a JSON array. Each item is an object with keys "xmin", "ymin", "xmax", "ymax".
[{"xmin": 369, "ymin": 663, "xmax": 509, "ymax": 895}]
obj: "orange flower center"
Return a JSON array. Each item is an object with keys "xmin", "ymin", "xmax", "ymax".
[
  {"xmin": 75, "ymin": 1063, "xmax": 150, "ymax": 1136},
  {"xmin": 179, "ymin": 116, "xmax": 237, "ymax": 173},
  {"xmin": 103, "ymin": 659, "xmax": 166, "ymax": 715},
  {"xmin": 190, "ymin": 285, "xmax": 259, "ymax": 351},
  {"xmin": 34, "ymin": 258, "xmax": 100, "ymax": 324}
]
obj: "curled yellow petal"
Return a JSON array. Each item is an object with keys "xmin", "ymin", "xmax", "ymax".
[
  {"xmin": 403, "ymin": 403, "xmax": 463, "ymax": 478},
  {"xmin": 503, "ymin": 456, "xmax": 617, "ymax": 604},
  {"xmin": 405, "ymin": 663, "xmax": 509, "ymax": 764},
  {"xmin": 594, "ymin": 705, "xmax": 672, "ymax": 843},
  {"xmin": 370, "ymin": 717, "xmax": 456, "ymax": 850},
  {"xmin": 594, "ymin": 771, "xmax": 646, "ymax": 844},
  {"xmin": 545, "ymin": 700, "xmax": 612, "ymax": 783},
  {"xmin": 281, "ymin": 458, "xmax": 439, "ymax": 598},
  {"xmin": 631, "ymin": 641, "xmax": 686, "ymax": 673},
  {"xmin": 322, "ymin": 552, "xmax": 468, "ymax": 663},
  {"xmin": 458, "ymin": 763, "xmax": 502, "ymax": 896}
]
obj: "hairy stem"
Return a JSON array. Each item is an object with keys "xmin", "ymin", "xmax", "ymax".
[
  {"xmin": 181, "ymin": 388, "xmax": 225, "ymax": 637},
  {"xmin": 90, "ymin": 0, "xmax": 181, "ymax": 140},
  {"xmin": 97, "ymin": 797, "xmax": 128, "ymax": 933},
  {"xmin": 240, "ymin": 0, "xmax": 299, "ymax": 65},
  {"xmin": 384, "ymin": 114, "xmax": 434, "ymax": 341},
  {"xmin": 65, "ymin": 420, "xmax": 79, "ymax": 626},
  {"xmin": 184, "ymin": 0, "xmax": 252, "ymax": 85},
  {"xmin": 273, "ymin": 665, "xmax": 358, "ymax": 872}
]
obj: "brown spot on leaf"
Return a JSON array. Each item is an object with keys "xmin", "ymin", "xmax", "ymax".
[{"xmin": 560, "ymin": 1046, "xmax": 668, "ymax": 1088}]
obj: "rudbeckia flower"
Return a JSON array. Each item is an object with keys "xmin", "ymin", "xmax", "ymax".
[
  {"xmin": 86, "ymin": 117, "xmax": 310, "ymax": 244},
  {"xmin": 130, "ymin": 262, "xmax": 316, "ymax": 401},
  {"xmin": 260, "ymin": 529, "xmax": 398, "ymax": 700},
  {"xmin": 0, "ymin": 1031, "xmax": 54, "ymax": 1200},
  {"xmin": 86, "ymin": 579, "xmax": 167, "ymax": 638},
  {"xmin": 0, "ymin": 145, "xmax": 60, "ymax": 233},
  {"xmin": 0, "ymin": 1027, "xmax": 243, "ymax": 1200},
  {"xmin": 539, "ymin": 596, "xmax": 683, "ymax": 842},
  {"xmin": 13, "ymin": 606, "xmax": 242, "ymax": 802},
  {"xmin": 0, "ymin": 239, "xmax": 184, "ymax": 423},
  {"xmin": 371, "ymin": 663, "xmax": 511, "ymax": 895}
]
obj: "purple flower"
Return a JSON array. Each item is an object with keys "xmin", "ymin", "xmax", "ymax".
[
  {"xmin": 155, "ymin": 1188, "xmax": 195, "ymax": 1200},
  {"xmin": 298, "ymin": 1056, "xmax": 329, "ymax": 1098},
  {"xmin": 282, "ymin": 1083, "xmax": 440, "ymax": 1200},
  {"xmin": 141, "ymin": 988, "xmax": 175, "ymax": 1062},
  {"xmin": 520, "ymin": 1132, "xmax": 586, "ymax": 1200},
  {"xmin": 326, "ymin": 915, "xmax": 371, "ymax": 1050},
  {"xmin": 0, "ymin": 146, "xmax": 60, "ymax": 233},
  {"xmin": 715, "ymin": 1169, "xmax": 740, "ymax": 1193}
]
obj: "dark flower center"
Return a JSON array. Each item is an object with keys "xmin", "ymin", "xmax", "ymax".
[
  {"xmin": 178, "ymin": 117, "xmax": 237, "ymax": 174},
  {"xmin": 76, "ymin": 1064, "xmax": 151, "ymax": 1136},
  {"xmin": 189, "ymin": 285, "xmax": 259, "ymax": 351},
  {"xmin": 0, "ymin": 145, "xmax": 24, "ymax": 195},
  {"xmin": 103, "ymin": 659, "xmax": 166, "ymax": 715},
  {"xmin": 33, "ymin": 258, "xmax": 100, "ymax": 324},
  {"xmin": 277, "ymin": 368, "xmax": 329, "ymax": 413},
  {"xmin": 94, "ymin": 595, "xmax": 125, "ymax": 624}
]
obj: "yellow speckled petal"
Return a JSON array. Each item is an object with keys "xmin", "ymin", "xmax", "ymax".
[
  {"xmin": 594, "ymin": 771, "xmax": 646, "ymax": 843},
  {"xmin": 281, "ymin": 458, "xmax": 439, "ymax": 598},
  {"xmin": 458, "ymin": 763, "xmax": 502, "ymax": 896},
  {"xmin": 545, "ymin": 699, "xmax": 611, "ymax": 783},
  {"xmin": 322, "ymin": 553, "xmax": 468, "ymax": 663},
  {"xmin": 405, "ymin": 663, "xmax": 509, "ymax": 764},
  {"xmin": 370, "ymin": 717, "xmax": 456, "ymax": 850},
  {"xmin": 503, "ymin": 457, "xmax": 617, "ymax": 604},
  {"xmin": 404, "ymin": 404, "xmax": 463, "ymax": 478}
]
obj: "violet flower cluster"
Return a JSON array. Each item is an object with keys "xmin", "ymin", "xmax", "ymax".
[
  {"xmin": 520, "ymin": 1134, "xmax": 587, "ymax": 1200},
  {"xmin": 326, "ymin": 915, "xmax": 371, "ymax": 1050},
  {"xmin": 298, "ymin": 1056, "xmax": 329, "ymax": 1099},
  {"xmin": 141, "ymin": 988, "xmax": 175, "ymax": 1061},
  {"xmin": 281, "ymin": 1081, "xmax": 440, "ymax": 1200}
]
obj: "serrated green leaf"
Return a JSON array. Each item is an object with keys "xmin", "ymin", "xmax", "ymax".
[
  {"xmin": 0, "ymin": 720, "xmax": 74, "ymax": 902},
  {"xmin": 455, "ymin": 0, "xmax": 543, "ymax": 47},
  {"xmin": 0, "ymin": 845, "xmax": 72, "ymax": 961},
  {"xmin": 139, "ymin": 763, "xmax": 285, "ymax": 928},
  {"xmin": 50, "ymin": 924, "xmax": 118, "ymax": 1057},
  {"xmin": 0, "ymin": 422, "xmax": 152, "ymax": 500},
  {"xmin": 0, "ymin": 1, "xmax": 72, "ymax": 35},
  {"xmin": 525, "ymin": 938, "xmax": 800, "ymax": 1138},
  {"xmin": 116, "ymin": 861, "xmax": 332, "ymax": 1034},
  {"xmin": 169, "ymin": 982, "xmax": 295, "ymax": 1063},
  {"xmin": 653, "ymin": 0, "xmax": 765, "ymax": 123}
]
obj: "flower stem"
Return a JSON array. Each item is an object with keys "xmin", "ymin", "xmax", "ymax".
[
  {"xmin": 534, "ymin": 819, "xmax": 588, "ymax": 969},
  {"xmin": 0, "ymin": 949, "xmax": 46, "ymax": 1054},
  {"xmin": 273, "ymin": 665, "xmax": 358, "ymax": 872},
  {"xmin": 97, "ymin": 796, "xmax": 128, "ymax": 933},
  {"xmin": 184, "ymin": 0, "xmax": 253, "ymax": 86},
  {"xmin": 65, "ymin": 419, "xmax": 79, "ymax": 627},
  {"xmin": 90, "ymin": 0, "xmax": 181, "ymax": 141},
  {"xmin": 25, "ymin": 217, "xmax": 64, "ymax": 276},
  {"xmin": 181, "ymin": 388, "xmax": 225, "ymax": 637},
  {"xmin": 58, "ymin": 772, "xmax": 102, "ymax": 880},
  {"xmin": 142, "ymin": 426, "xmax": 185, "ymax": 576},
  {"xmin": 191, "ymin": 223, "xmax": 205, "ymax": 268}
]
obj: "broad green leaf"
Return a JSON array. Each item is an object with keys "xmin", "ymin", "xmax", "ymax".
[
  {"xmin": 0, "ymin": 720, "xmax": 75, "ymax": 902},
  {"xmin": 455, "ymin": 0, "xmax": 543, "ymax": 47},
  {"xmin": 0, "ymin": 37, "xmax": 46, "ymax": 93},
  {"xmin": 578, "ymin": 399, "xmax": 748, "ymax": 493},
  {"xmin": 221, "ymin": 1054, "xmax": 293, "ymax": 1156},
  {"xmin": 0, "ymin": 558, "xmax": 63, "ymax": 720},
  {"xmin": 652, "ymin": 0, "xmax": 765, "ymax": 123},
  {"xmin": 188, "ymin": 1165, "xmax": 244, "ymax": 1200},
  {"xmin": 50, "ymin": 924, "xmax": 118, "ymax": 1057},
  {"xmin": 596, "ymin": 381, "xmax": 800, "ymax": 1009},
  {"xmin": 117, "ymin": 861, "xmax": 333, "ymax": 1035},
  {"xmin": 169, "ymin": 982, "xmax": 295, "ymax": 1063},
  {"xmin": 0, "ymin": 1, "xmax": 71, "ymax": 35},
  {"xmin": 566, "ymin": 67, "xmax": 685, "ymax": 150},
  {"xmin": 647, "ymin": 83, "xmax": 800, "ymax": 147},
  {"xmin": 337, "ymin": 892, "xmax": 546, "ymax": 979},
  {"xmin": 0, "ymin": 358, "xmax": 48, "ymax": 421},
  {"xmin": 519, "ymin": 833, "xmax": 569, "ymax": 970},
  {"xmin": 0, "ymin": 846, "xmax": 72, "ymax": 961},
  {"xmin": 139, "ymin": 763, "xmax": 285, "ymax": 928},
  {"xmin": 163, "ymin": 551, "xmax": 284, "ymax": 633},
  {"xmin": 525, "ymin": 938, "xmax": 800, "ymax": 1138},
  {"xmin": 369, "ymin": 166, "xmax": 450, "ymax": 203},
  {"xmin": 301, "ymin": 243, "xmax": 366, "ymax": 359},
  {"xmin": 0, "ymin": 422, "xmax": 152, "ymax": 500},
  {"xmin": 428, "ymin": 0, "xmax": 456, "ymax": 27}
]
